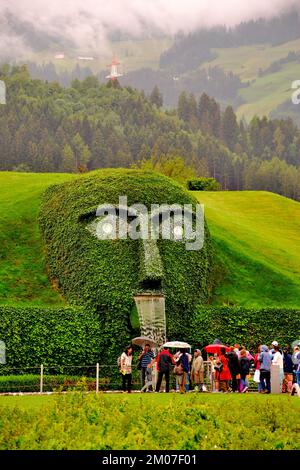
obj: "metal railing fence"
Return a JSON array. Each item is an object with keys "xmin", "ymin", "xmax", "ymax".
[{"xmin": 0, "ymin": 362, "xmax": 261, "ymax": 394}]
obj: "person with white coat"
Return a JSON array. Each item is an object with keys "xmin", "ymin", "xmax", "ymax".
[{"xmin": 272, "ymin": 345, "xmax": 284, "ymax": 386}]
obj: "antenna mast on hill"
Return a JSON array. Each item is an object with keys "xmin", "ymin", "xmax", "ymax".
[{"xmin": 106, "ymin": 56, "xmax": 123, "ymax": 81}]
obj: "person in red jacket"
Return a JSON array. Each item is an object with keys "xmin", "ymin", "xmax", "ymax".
[
  {"xmin": 215, "ymin": 347, "xmax": 232, "ymax": 393},
  {"xmin": 149, "ymin": 346, "xmax": 176, "ymax": 393},
  {"xmin": 254, "ymin": 346, "xmax": 263, "ymax": 392}
]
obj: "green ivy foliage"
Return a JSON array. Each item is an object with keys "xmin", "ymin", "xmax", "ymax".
[
  {"xmin": 38, "ymin": 169, "xmax": 213, "ymax": 363},
  {"xmin": 187, "ymin": 177, "xmax": 221, "ymax": 191},
  {"xmin": 0, "ymin": 305, "xmax": 102, "ymax": 369},
  {"xmin": 0, "ymin": 305, "xmax": 299, "ymax": 368},
  {"xmin": 171, "ymin": 306, "xmax": 300, "ymax": 351}
]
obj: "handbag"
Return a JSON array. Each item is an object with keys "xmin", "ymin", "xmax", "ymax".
[
  {"xmin": 137, "ymin": 360, "xmax": 142, "ymax": 371},
  {"xmin": 253, "ymin": 369, "xmax": 260, "ymax": 383},
  {"xmin": 214, "ymin": 363, "xmax": 223, "ymax": 373},
  {"xmin": 174, "ymin": 364, "xmax": 184, "ymax": 376}
]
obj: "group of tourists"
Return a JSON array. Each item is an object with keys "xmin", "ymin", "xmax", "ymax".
[{"xmin": 119, "ymin": 341, "xmax": 300, "ymax": 394}]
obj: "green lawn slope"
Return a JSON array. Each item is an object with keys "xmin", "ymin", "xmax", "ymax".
[
  {"xmin": 1, "ymin": 172, "xmax": 300, "ymax": 308},
  {"xmin": 196, "ymin": 191, "xmax": 300, "ymax": 307},
  {"xmin": 0, "ymin": 172, "xmax": 75, "ymax": 306}
]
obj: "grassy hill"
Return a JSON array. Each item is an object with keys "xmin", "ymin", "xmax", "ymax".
[
  {"xmin": 204, "ymin": 39, "xmax": 300, "ymax": 82},
  {"xmin": 0, "ymin": 172, "xmax": 75, "ymax": 306},
  {"xmin": 196, "ymin": 191, "xmax": 300, "ymax": 307},
  {"xmin": 1, "ymin": 172, "xmax": 300, "ymax": 308}
]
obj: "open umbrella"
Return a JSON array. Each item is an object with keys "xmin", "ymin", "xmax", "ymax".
[
  {"xmin": 132, "ymin": 336, "xmax": 157, "ymax": 348},
  {"xmin": 163, "ymin": 341, "xmax": 191, "ymax": 349},
  {"xmin": 204, "ymin": 344, "xmax": 230, "ymax": 354},
  {"xmin": 292, "ymin": 339, "xmax": 300, "ymax": 349}
]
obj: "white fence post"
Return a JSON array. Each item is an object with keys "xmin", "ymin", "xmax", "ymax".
[
  {"xmin": 40, "ymin": 364, "xmax": 44, "ymax": 394},
  {"xmin": 96, "ymin": 363, "xmax": 99, "ymax": 393}
]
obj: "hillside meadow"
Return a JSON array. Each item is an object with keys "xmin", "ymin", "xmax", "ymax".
[{"xmin": 199, "ymin": 39, "xmax": 300, "ymax": 121}]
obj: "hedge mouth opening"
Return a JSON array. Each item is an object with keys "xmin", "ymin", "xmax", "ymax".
[{"xmin": 139, "ymin": 279, "xmax": 162, "ymax": 291}]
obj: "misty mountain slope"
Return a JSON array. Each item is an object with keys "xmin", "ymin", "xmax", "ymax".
[
  {"xmin": 155, "ymin": 12, "xmax": 300, "ymax": 115},
  {"xmin": 237, "ymin": 61, "xmax": 300, "ymax": 120},
  {"xmin": 159, "ymin": 11, "xmax": 300, "ymax": 73},
  {"xmin": 2, "ymin": 7, "xmax": 300, "ymax": 121},
  {"xmin": 26, "ymin": 37, "xmax": 172, "ymax": 75},
  {"xmin": 271, "ymin": 99, "xmax": 300, "ymax": 128}
]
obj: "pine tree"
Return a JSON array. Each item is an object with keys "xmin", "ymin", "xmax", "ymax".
[
  {"xmin": 61, "ymin": 144, "xmax": 76, "ymax": 172},
  {"xmin": 221, "ymin": 106, "xmax": 239, "ymax": 151},
  {"xmin": 72, "ymin": 133, "xmax": 91, "ymax": 171},
  {"xmin": 177, "ymin": 92, "xmax": 190, "ymax": 122},
  {"xmin": 150, "ymin": 86, "xmax": 163, "ymax": 108}
]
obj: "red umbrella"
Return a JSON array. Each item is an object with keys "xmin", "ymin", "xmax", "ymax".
[{"xmin": 204, "ymin": 344, "xmax": 230, "ymax": 354}]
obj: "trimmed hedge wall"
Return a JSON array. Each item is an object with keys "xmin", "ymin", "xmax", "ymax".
[
  {"xmin": 1, "ymin": 305, "xmax": 299, "ymax": 370},
  {"xmin": 169, "ymin": 306, "xmax": 300, "ymax": 351},
  {"xmin": 0, "ymin": 305, "xmax": 105, "ymax": 369}
]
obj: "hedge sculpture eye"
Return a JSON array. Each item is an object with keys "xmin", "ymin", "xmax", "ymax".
[
  {"xmin": 85, "ymin": 211, "xmax": 191, "ymax": 243},
  {"xmin": 86, "ymin": 214, "xmax": 122, "ymax": 240},
  {"xmin": 173, "ymin": 225, "xmax": 184, "ymax": 239}
]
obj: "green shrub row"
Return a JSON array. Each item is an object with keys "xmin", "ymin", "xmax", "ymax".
[
  {"xmin": 0, "ymin": 305, "xmax": 103, "ymax": 369},
  {"xmin": 0, "ymin": 374, "xmax": 96, "ymax": 392},
  {"xmin": 187, "ymin": 177, "xmax": 221, "ymax": 191},
  {"xmin": 0, "ymin": 305, "xmax": 299, "ymax": 371},
  {"xmin": 0, "ymin": 394, "xmax": 299, "ymax": 449},
  {"xmin": 0, "ymin": 372, "xmax": 145, "ymax": 393}
]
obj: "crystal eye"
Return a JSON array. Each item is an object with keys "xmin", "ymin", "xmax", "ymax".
[
  {"xmin": 173, "ymin": 226, "xmax": 184, "ymax": 239},
  {"xmin": 86, "ymin": 215, "xmax": 119, "ymax": 240},
  {"xmin": 102, "ymin": 222, "xmax": 114, "ymax": 235}
]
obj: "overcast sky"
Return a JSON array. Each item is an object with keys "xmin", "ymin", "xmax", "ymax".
[{"xmin": 0, "ymin": 0, "xmax": 299, "ymax": 56}]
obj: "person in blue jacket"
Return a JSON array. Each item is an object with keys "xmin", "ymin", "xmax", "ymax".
[{"xmin": 259, "ymin": 345, "xmax": 272, "ymax": 393}]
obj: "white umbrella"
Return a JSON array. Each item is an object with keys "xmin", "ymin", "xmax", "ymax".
[
  {"xmin": 132, "ymin": 336, "xmax": 157, "ymax": 348},
  {"xmin": 163, "ymin": 341, "xmax": 191, "ymax": 349}
]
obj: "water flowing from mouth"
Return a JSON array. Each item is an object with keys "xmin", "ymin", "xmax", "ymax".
[{"xmin": 134, "ymin": 294, "xmax": 166, "ymax": 347}]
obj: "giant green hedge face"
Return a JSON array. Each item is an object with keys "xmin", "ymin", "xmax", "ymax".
[{"xmin": 39, "ymin": 169, "xmax": 213, "ymax": 341}]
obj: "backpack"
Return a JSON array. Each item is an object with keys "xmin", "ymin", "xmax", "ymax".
[
  {"xmin": 174, "ymin": 363, "xmax": 184, "ymax": 376},
  {"xmin": 293, "ymin": 351, "xmax": 300, "ymax": 366}
]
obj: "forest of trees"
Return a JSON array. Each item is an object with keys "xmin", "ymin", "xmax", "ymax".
[
  {"xmin": 27, "ymin": 62, "xmax": 95, "ymax": 88},
  {"xmin": 1, "ymin": 64, "xmax": 300, "ymax": 202},
  {"xmin": 25, "ymin": 61, "xmax": 245, "ymax": 109},
  {"xmin": 121, "ymin": 66, "xmax": 246, "ymax": 108}
]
